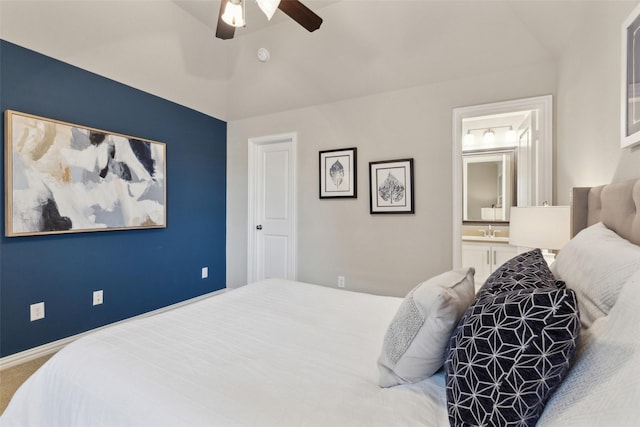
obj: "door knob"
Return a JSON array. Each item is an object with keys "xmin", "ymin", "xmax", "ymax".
[{"xmin": 256, "ymin": 225, "xmax": 263, "ymax": 230}]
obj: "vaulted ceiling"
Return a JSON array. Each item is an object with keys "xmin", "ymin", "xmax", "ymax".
[{"xmin": 0, "ymin": 1, "xmax": 611, "ymax": 121}]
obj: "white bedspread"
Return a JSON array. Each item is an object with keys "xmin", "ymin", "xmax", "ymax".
[{"xmin": 1, "ymin": 279, "xmax": 449, "ymax": 427}]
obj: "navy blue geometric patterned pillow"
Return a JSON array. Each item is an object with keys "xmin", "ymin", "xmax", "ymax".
[
  {"xmin": 478, "ymin": 248, "xmax": 564, "ymax": 298},
  {"xmin": 445, "ymin": 287, "xmax": 580, "ymax": 427},
  {"xmin": 444, "ymin": 249, "xmax": 565, "ymax": 367}
]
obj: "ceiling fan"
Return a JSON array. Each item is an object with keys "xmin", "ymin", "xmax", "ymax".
[{"xmin": 216, "ymin": 0, "xmax": 323, "ymax": 40}]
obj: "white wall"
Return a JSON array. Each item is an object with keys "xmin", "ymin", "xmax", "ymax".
[
  {"xmin": 556, "ymin": 1, "xmax": 640, "ymax": 204},
  {"xmin": 227, "ymin": 62, "xmax": 556, "ymax": 297},
  {"xmin": 228, "ymin": 0, "xmax": 640, "ymax": 297}
]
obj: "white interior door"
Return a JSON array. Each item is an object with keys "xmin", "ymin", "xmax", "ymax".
[{"xmin": 247, "ymin": 133, "xmax": 297, "ymax": 283}]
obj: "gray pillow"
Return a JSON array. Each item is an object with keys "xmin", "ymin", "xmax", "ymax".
[
  {"xmin": 551, "ymin": 222, "xmax": 640, "ymax": 328},
  {"xmin": 377, "ymin": 268, "xmax": 475, "ymax": 387}
]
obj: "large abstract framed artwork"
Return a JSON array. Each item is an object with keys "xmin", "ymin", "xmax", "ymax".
[
  {"xmin": 4, "ymin": 110, "xmax": 167, "ymax": 237},
  {"xmin": 319, "ymin": 147, "xmax": 357, "ymax": 199},
  {"xmin": 622, "ymin": 3, "xmax": 640, "ymax": 148},
  {"xmin": 369, "ymin": 158, "xmax": 414, "ymax": 214}
]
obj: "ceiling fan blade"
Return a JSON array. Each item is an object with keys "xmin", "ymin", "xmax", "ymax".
[
  {"xmin": 277, "ymin": 0, "xmax": 322, "ymax": 32},
  {"xmin": 216, "ymin": 0, "xmax": 235, "ymax": 40}
]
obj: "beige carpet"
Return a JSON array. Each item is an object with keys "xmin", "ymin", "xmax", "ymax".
[{"xmin": 0, "ymin": 353, "xmax": 55, "ymax": 415}]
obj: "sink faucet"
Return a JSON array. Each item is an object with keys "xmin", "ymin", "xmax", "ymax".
[
  {"xmin": 478, "ymin": 225, "xmax": 493, "ymax": 237},
  {"xmin": 477, "ymin": 225, "xmax": 500, "ymax": 238}
]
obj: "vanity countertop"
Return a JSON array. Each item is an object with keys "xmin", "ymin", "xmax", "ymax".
[{"xmin": 461, "ymin": 236, "xmax": 510, "ymax": 243}]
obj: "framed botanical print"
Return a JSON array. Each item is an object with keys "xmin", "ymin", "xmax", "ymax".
[
  {"xmin": 369, "ymin": 158, "xmax": 414, "ymax": 214},
  {"xmin": 319, "ymin": 147, "xmax": 357, "ymax": 198}
]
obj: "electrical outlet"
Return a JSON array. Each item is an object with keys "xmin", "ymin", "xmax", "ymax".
[
  {"xmin": 30, "ymin": 302, "xmax": 45, "ymax": 321},
  {"xmin": 337, "ymin": 276, "xmax": 346, "ymax": 288},
  {"xmin": 201, "ymin": 267, "xmax": 209, "ymax": 279},
  {"xmin": 93, "ymin": 290, "xmax": 103, "ymax": 306}
]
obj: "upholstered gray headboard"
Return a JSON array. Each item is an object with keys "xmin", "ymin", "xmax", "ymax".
[{"xmin": 571, "ymin": 178, "xmax": 640, "ymax": 246}]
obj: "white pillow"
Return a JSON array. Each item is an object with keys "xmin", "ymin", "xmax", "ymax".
[
  {"xmin": 377, "ymin": 267, "xmax": 475, "ymax": 387},
  {"xmin": 550, "ymin": 222, "xmax": 640, "ymax": 328},
  {"xmin": 538, "ymin": 268, "xmax": 640, "ymax": 426}
]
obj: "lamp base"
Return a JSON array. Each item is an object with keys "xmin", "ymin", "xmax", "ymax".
[{"xmin": 541, "ymin": 249, "xmax": 556, "ymax": 265}]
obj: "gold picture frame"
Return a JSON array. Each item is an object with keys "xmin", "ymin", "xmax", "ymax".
[{"xmin": 5, "ymin": 110, "xmax": 167, "ymax": 236}]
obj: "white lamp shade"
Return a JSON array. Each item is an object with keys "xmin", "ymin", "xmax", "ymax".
[
  {"xmin": 483, "ymin": 129, "xmax": 496, "ymax": 144},
  {"xmin": 509, "ymin": 206, "xmax": 571, "ymax": 250},
  {"xmin": 257, "ymin": 0, "xmax": 281, "ymax": 20},
  {"xmin": 222, "ymin": 0, "xmax": 245, "ymax": 27},
  {"xmin": 463, "ymin": 132, "xmax": 475, "ymax": 145}
]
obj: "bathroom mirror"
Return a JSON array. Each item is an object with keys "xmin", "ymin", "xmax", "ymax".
[{"xmin": 462, "ymin": 149, "xmax": 516, "ymax": 222}]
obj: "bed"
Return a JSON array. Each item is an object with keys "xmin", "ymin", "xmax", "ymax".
[{"xmin": 2, "ymin": 178, "xmax": 640, "ymax": 426}]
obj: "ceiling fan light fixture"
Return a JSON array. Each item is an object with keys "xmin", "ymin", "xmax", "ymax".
[
  {"xmin": 222, "ymin": 0, "xmax": 245, "ymax": 28},
  {"xmin": 215, "ymin": 0, "xmax": 322, "ymax": 40},
  {"xmin": 257, "ymin": 0, "xmax": 281, "ymax": 20}
]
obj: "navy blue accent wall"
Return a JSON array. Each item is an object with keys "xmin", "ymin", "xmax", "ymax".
[{"xmin": 0, "ymin": 40, "xmax": 227, "ymax": 357}]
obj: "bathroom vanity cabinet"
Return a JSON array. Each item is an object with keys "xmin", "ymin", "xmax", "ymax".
[{"xmin": 461, "ymin": 241, "xmax": 519, "ymax": 291}]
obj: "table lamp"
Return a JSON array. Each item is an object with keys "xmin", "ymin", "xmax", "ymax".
[{"xmin": 509, "ymin": 206, "xmax": 571, "ymax": 264}]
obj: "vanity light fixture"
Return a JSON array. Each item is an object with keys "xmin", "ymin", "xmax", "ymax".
[
  {"xmin": 483, "ymin": 129, "xmax": 496, "ymax": 144},
  {"xmin": 462, "ymin": 125, "xmax": 516, "ymax": 146},
  {"xmin": 505, "ymin": 126, "xmax": 517, "ymax": 143},
  {"xmin": 464, "ymin": 130, "xmax": 475, "ymax": 145}
]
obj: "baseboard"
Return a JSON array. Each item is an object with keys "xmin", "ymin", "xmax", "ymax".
[{"xmin": 0, "ymin": 288, "xmax": 227, "ymax": 370}]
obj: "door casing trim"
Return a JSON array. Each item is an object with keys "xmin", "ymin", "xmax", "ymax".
[{"xmin": 452, "ymin": 95, "xmax": 553, "ymax": 268}]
